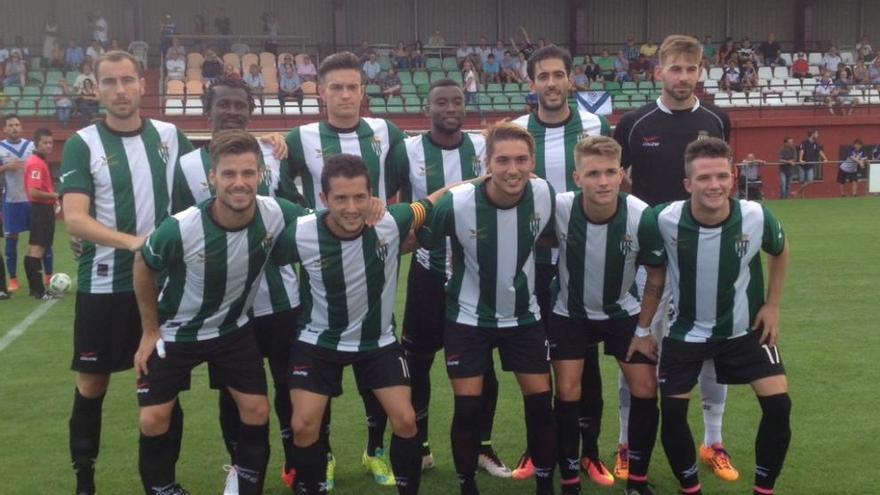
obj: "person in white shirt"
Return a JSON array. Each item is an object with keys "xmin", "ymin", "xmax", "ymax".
[
  {"xmin": 165, "ymin": 52, "xmax": 186, "ymax": 82},
  {"xmin": 362, "ymin": 53, "xmax": 381, "ymax": 84},
  {"xmin": 92, "ymin": 10, "xmax": 108, "ymax": 45},
  {"xmin": 242, "ymin": 64, "xmax": 265, "ymax": 96}
]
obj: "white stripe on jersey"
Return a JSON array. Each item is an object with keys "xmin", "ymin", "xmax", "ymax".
[
  {"xmin": 179, "ymin": 150, "xmax": 211, "ymax": 203},
  {"xmin": 340, "ymin": 235, "xmax": 367, "ymax": 346},
  {"xmin": 541, "ymin": 126, "xmax": 567, "ymax": 192},
  {"xmin": 583, "ymin": 222, "xmax": 609, "ymax": 312},
  {"xmin": 693, "ymin": 225, "xmax": 721, "ymax": 339},
  {"xmin": 124, "ymin": 135, "xmax": 158, "ymax": 238},
  {"xmin": 451, "ymin": 186, "xmax": 482, "ymax": 326},
  {"xmin": 494, "ymin": 207, "xmax": 519, "ymax": 318},
  {"xmin": 77, "ymin": 126, "xmax": 119, "ymax": 286},
  {"xmin": 733, "ymin": 201, "xmax": 764, "ymax": 333},
  {"xmin": 170, "ymin": 208, "xmax": 206, "ymax": 336},
  {"xmin": 657, "ymin": 201, "xmax": 686, "ymax": 336}
]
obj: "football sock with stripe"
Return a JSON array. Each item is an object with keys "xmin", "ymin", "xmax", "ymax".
[
  {"xmin": 579, "ymin": 345, "xmax": 603, "ymax": 459},
  {"xmin": 70, "ymin": 388, "xmax": 104, "ymax": 494},
  {"xmin": 524, "ymin": 391, "xmax": 557, "ymax": 491},
  {"xmin": 627, "ymin": 395, "xmax": 659, "ymax": 489},
  {"xmin": 390, "ymin": 433, "xmax": 422, "ymax": 495},
  {"xmin": 755, "ymin": 393, "xmax": 791, "ymax": 493},
  {"xmin": 555, "ymin": 397, "xmax": 581, "ymax": 482},
  {"xmin": 661, "ymin": 396, "xmax": 701, "ymax": 492}
]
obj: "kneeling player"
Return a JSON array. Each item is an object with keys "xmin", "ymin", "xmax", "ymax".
[
  {"xmin": 278, "ymin": 154, "xmax": 438, "ymax": 495},
  {"xmin": 132, "ymin": 131, "xmax": 309, "ymax": 495},
  {"xmin": 418, "ymin": 123, "xmax": 557, "ymax": 495},
  {"xmin": 656, "ymin": 138, "xmax": 790, "ymax": 495},
  {"xmin": 545, "ymin": 136, "xmax": 665, "ymax": 495}
]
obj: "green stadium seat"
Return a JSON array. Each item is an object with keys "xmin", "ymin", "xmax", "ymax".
[
  {"xmin": 621, "ymin": 81, "xmax": 638, "ymax": 94},
  {"xmin": 573, "ymin": 56, "xmax": 585, "ymax": 66},
  {"xmin": 1, "ymin": 97, "xmax": 16, "ymax": 113},
  {"xmin": 503, "ymin": 83, "xmax": 520, "ymax": 93},
  {"xmin": 429, "ymin": 71, "xmax": 446, "ymax": 83},
  {"xmin": 37, "ymin": 97, "xmax": 55, "ymax": 116},
  {"xmin": 401, "ymin": 84, "xmax": 416, "ymax": 95},
  {"xmin": 492, "ymin": 95, "xmax": 510, "ymax": 111},
  {"xmin": 23, "ymin": 86, "xmax": 41, "ymax": 97},
  {"xmin": 637, "ymin": 81, "xmax": 654, "ymax": 93},
  {"xmin": 30, "ymin": 57, "xmax": 41, "ymax": 70},
  {"xmin": 16, "ymin": 99, "xmax": 36, "ymax": 116},
  {"xmin": 613, "ymin": 94, "xmax": 630, "ymax": 110},
  {"xmin": 369, "ymin": 99, "xmax": 387, "ymax": 114},
  {"xmin": 404, "ymin": 95, "xmax": 422, "ymax": 113},
  {"xmin": 46, "ymin": 71, "xmax": 63, "ymax": 86},
  {"xmin": 476, "ymin": 93, "xmax": 493, "ymax": 110},
  {"xmin": 412, "ymin": 71, "xmax": 429, "ymax": 85},
  {"xmin": 398, "ymin": 71, "xmax": 413, "ymax": 85},
  {"xmin": 386, "ymin": 96, "xmax": 404, "ymax": 113},
  {"xmin": 3, "ymin": 86, "xmax": 22, "ymax": 100},
  {"xmin": 486, "ymin": 83, "xmax": 502, "ymax": 94},
  {"xmin": 426, "ymin": 58, "xmax": 442, "ymax": 71},
  {"xmin": 509, "ymin": 94, "xmax": 527, "ymax": 107},
  {"xmin": 448, "ymin": 71, "xmax": 463, "ymax": 84},
  {"xmin": 416, "ymin": 84, "xmax": 431, "ymax": 96},
  {"xmin": 630, "ymin": 93, "xmax": 648, "ymax": 106},
  {"xmin": 379, "ymin": 56, "xmax": 391, "ymax": 71},
  {"xmin": 366, "ymin": 84, "xmax": 382, "ymax": 96},
  {"xmin": 520, "ymin": 83, "xmax": 530, "ymax": 92},
  {"xmin": 604, "ymin": 81, "xmax": 621, "ymax": 92},
  {"xmin": 442, "ymin": 57, "xmax": 458, "ymax": 71}
]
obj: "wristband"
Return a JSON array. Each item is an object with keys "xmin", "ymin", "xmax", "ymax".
[{"xmin": 635, "ymin": 325, "xmax": 651, "ymax": 338}]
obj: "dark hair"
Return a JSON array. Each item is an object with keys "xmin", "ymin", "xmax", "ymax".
[
  {"xmin": 317, "ymin": 51, "xmax": 362, "ymax": 83},
  {"xmin": 33, "ymin": 128, "xmax": 53, "ymax": 142},
  {"xmin": 2, "ymin": 114, "xmax": 20, "ymax": 126},
  {"xmin": 209, "ymin": 130, "xmax": 261, "ymax": 169},
  {"xmin": 95, "ymin": 50, "xmax": 144, "ymax": 78},
  {"xmin": 484, "ymin": 121, "xmax": 535, "ymax": 161},
  {"xmin": 527, "ymin": 45, "xmax": 572, "ymax": 80},
  {"xmin": 321, "ymin": 154, "xmax": 371, "ymax": 195},
  {"xmin": 807, "ymin": 128, "xmax": 818, "ymax": 136},
  {"xmin": 428, "ymin": 78, "xmax": 461, "ymax": 93},
  {"xmin": 204, "ymin": 76, "xmax": 256, "ymax": 114},
  {"xmin": 853, "ymin": 138, "xmax": 863, "ymax": 145},
  {"xmin": 684, "ymin": 137, "xmax": 732, "ymax": 177}
]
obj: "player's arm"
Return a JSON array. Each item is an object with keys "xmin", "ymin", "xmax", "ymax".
[
  {"xmin": 256, "ymin": 132, "xmax": 288, "ymax": 160},
  {"xmin": 0, "ymin": 159, "xmax": 24, "ymax": 173},
  {"xmin": 819, "ymin": 148, "xmax": 828, "ymax": 162},
  {"xmin": 64, "ymin": 193, "xmax": 145, "ymax": 251},
  {"xmin": 28, "ymin": 187, "xmax": 59, "ymax": 201},
  {"xmin": 627, "ymin": 208, "xmax": 667, "ymax": 360},
  {"xmin": 132, "ymin": 251, "xmax": 162, "ymax": 378},
  {"xmin": 754, "ymin": 209, "xmax": 788, "ymax": 346}
]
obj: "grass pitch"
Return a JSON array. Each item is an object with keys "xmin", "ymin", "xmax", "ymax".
[{"xmin": 0, "ymin": 197, "xmax": 876, "ymax": 494}]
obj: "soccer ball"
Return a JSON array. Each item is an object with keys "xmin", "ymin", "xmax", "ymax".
[{"xmin": 49, "ymin": 273, "xmax": 73, "ymax": 294}]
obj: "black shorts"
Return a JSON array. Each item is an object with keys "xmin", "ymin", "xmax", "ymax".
[
  {"xmin": 658, "ymin": 330, "xmax": 786, "ymax": 396},
  {"xmin": 837, "ymin": 168, "xmax": 859, "ymax": 184},
  {"xmin": 534, "ymin": 263, "xmax": 557, "ymax": 325},
  {"xmin": 444, "ymin": 321, "xmax": 549, "ymax": 378},
  {"xmin": 207, "ymin": 308, "xmax": 300, "ymax": 389},
  {"xmin": 401, "ymin": 261, "xmax": 446, "ymax": 356},
  {"xmin": 288, "ymin": 341, "xmax": 410, "ymax": 397},
  {"xmin": 71, "ymin": 292, "xmax": 142, "ymax": 374},
  {"xmin": 138, "ymin": 327, "xmax": 267, "ymax": 407},
  {"xmin": 28, "ymin": 203, "xmax": 55, "ymax": 248},
  {"xmin": 547, "ymin": 313, "xmax": 655, "ymax": 364}
]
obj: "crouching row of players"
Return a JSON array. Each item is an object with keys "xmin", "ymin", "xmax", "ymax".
[{"xmin": 127, "ymin": 124, "xmax": 789, "ymax": 495}]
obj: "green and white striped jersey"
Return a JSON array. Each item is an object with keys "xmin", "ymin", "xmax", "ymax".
[
  {"xmin": 273, "ymin": 202, "xmax": 429, "ymax": 352},
  {"xmin": 286, "ymin": 118, "xmax": 405, "ymax": 209},
  {"xmin": 512, "ymin": 105, "xmax": 611, "ymax": 264},
  {"xmin": 552, "ymin": 192, "xmax": 666, "ymax": 320},
  {"xmin": 141, "ymin": 196, "xmax": 308, "ymax": 342},
  {"xmin": 391, "ymin": 132, "xmax": 486, "ymax": 274},
  {"xmin": 418, "ymin": 178, "xmax": 555, "ymax": 328},
  {"xmin": 59, "ymin": 119, "xmax": 194, "ymax": 294},
  {"xmin": 171, "ymin": 142, "xmax": 304, "ymax": 318},
  {"xmin": 656, "ymin": 199, "xmax": 786, "ymax": 343}
]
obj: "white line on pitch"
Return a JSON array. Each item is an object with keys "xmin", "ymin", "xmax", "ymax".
[{"xmin": 0, "ymin": 300, "xmax": 59, "ymax": 353}]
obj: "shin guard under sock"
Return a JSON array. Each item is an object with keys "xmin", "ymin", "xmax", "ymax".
[
  {"xmin": 69, "ymin": 388, "xmax": 105, "ymax": 492},
  {"xmin": 755, "ymin": 394, "xmax": 792, "ymax": 493},
  {"xmin": 524, "ymin": 391, "xmax": 556, "ymax": 491},
  {"xmin": 390, "ymin": 434, "xmax": 423, "ymax": 494},
  {"xmin": 234, "ymin": 423, "xmax": 270, "ymax": 495},
  {"xmin": 293, "ymin": 440, "xmax": 328, "ymax": 493},
  {"xmin": 661, "ymin": 396, "xmax": 700, "ymax": 491},
  {"xmin": 555, "ymin": 397, "xmax": 581, "ymax": 482},
  {"xmin": 451, "ymin": 395, "xmax": 482, "ymax": 481},
  {"xmin": 218, "ymin": 388, "xmax": 240, "ymax": 460},
  {"xmin": 627, "ymin": 396, "xmax": 659, "ymax": 488},
  {"xmin": 139, "ymin": 431, "xmax": 175, "ymax": 494},
  {"xmin": 579, "ymin": 346, "xmax": 603, "ymax": 459}
]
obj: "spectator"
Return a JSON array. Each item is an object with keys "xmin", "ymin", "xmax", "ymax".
[
  {"xmin": 582, "ymin": 55, "xmax": 601, "ymax": 81},
  {"xmin": 500, "ymin": 51, "xmax": 521, "ymax": 83},
  {"xmin": 791, "ymin": 52, "xmax": 811, "ymax": 78},
  {"xmin": 797, "ymin": 129, "xmax": 827, "ymax": 198},
  {"xmin": 613, "ymin": 51, "xmax": 630, "ymax": 82},
  {"xmin": 869, "ymin": 58, "xmax": 880, "ymax": 88},
  {"xmin": 778, "ymin": 136, "xmax": 797, "ymax": 199},
  {"xmin": 279, "ymin": 64, "xmax": 303, "ymax": 107},
  {"xmin": 75, "ymin": 78, "xmax": 99, "ymax": 125},
  {"xmin": 0, "ymin": 38, "xmax": 10, "ymax": 66},
  {"xmin": 629, "ymin": 53, "xmax": 652, "ymax": 83},
  {"xmin": 166, "ymin": 37, "xmax": 185, "ymax": 60},
  {"xmin": 110, "ymin": 39, "xmax": 124, "ymax": 52},
  {"xmin": 296, "ymin": 54, "xmax": 317, "ymax": 82},
  {"xmin": 595, "ymin": 49, "xmax": 615, "ymax": 80},
  {"xmin": 622, "ymin": 33, "xmax": 639, "ymax": 62},
  {"xmin": 159, "ymin": 11, "xmax": 177, "ymax": 58},
  {"xmin": 721, "ymin": 59, "xmax": 742, "ymax": 91},
  {"xmin": 362, "ymin": 53, "xmax": 381, "ymax": 84},
  {"xmin": 571, "ymin": 65, "xmax": 590, "ymax": 91},
  {"xmin": 202, "ymin": 49, "xmax": 222, "ymax": 84},
  {"xmin": 852, "ymin": 60, "xmax": 870, "ymax": 87},
  {"xmin": 193, "ymin": 13, "xmax": 207, "ymax": 35},
  {"xmin": 833, "ymin": 67, "xmax": 858, "ymax": 114},
  {"xmin": 456, "ymin": 40, "xmax": 473, "ymax": 64},
  {"xmin": 381, "ymin": 67, "xmax": 402, "ymax": 97},
  {"xmin": 411, "ymin": 47, "xmax": 426, "ymax": 70},
  {"xmin": 475, "ymin": 36, "xmax": 492, "ymax": 64},
  {"xmin": 510, "ymin": 26, "xmax": 537, "ymax": 60},
  {"xmin": 462, "ymin": 58, "xmax": 478, "ymax": 105},
  {"xmin": 855, "ymin": 35, "xmax": 874, "ymax": 62},
  {"xmin": 491, "ymin": 40, "xmax": 506, "ymax": 62},
  {"xmin": 737, "ymin": 37, "xmax": 757, "ymax": 64},
  {"xmin": 394, "ymin": 41, "xmax": 411, "ymax": 69},
  {"xmin": 740, "ymin": 60, "xmax": 758, "ymax": 92},
  {"xmin": 758, "ymin": 32, "xmax": 783, "ymax": 66},
  {"xmin": 53, "ymin": 78, "xmax": 73, "ymax": 127},
  {"xmin": 517, "ymin": 52, "xmax": 530, "ymax": 82},
  {"xmin": 427, "ymin": 30, "xmax": 445, "ymax": 48},
  {"xmin": 822, "ymin": 46, "xmax": 842, "ymax": 73},
  {"xmin": 736, "ymin": 153, "xmax": 765, "ymax": 199},
  {"xmin": 9, "ymin": 35, "xmax": 29, "ymax": 58},
  {"xmin": 718, "ymin": 37, "xmax": 737, "ymax": 64},
  {"xmin": 65, "ymin": 39, "xmax": 85, "ymax": 71},
  {"xmin": 86, "ymin": 40, "xmax": 105, "ymax": 64},
  {"xmin": 43, "ymin": 15, "xmax": 59, "ymax": 61},
  {"xmin": 3, "ymin": 53, "xmax": 26, "ymax": 88},
  {"xmin": 357, "ymin": 40, "xmax": 373, "ymax": 63},
  {"xmin": 278, "ymin": 53, "xmax": 295, "ymax": 72},
  {"xmin": 165, "ymin": 51, "xmax": 186, "ymax": 82},
  {"xmin": 838, "ymin": 139, "xmax": 867, "ymax": 197},
  {"xmin": 701, "ymin": 35, "xmax": 717, "ymax": 63},
  {"xmin": 73, "ymin": 62, "xmax": 96, "ymax": 91},
  {"xmin": 92, "ymin": 9, "xmax": 109, "ymax": 46},
  {"xmin": 640, "ymin": 39, "xmax": 659, "ymax": 59},
  {"xmin": 48, "ymin": 41, "xmax": 65, "ymax": 69},
  {"xmin": 482, "ymin": 54, "xmax": 501, "ymax": 84},
  {"xmin": 243, "ymin": 64, "xmax": 264, "ymax": 95},
  {"xmin": 814, "ymin": 71, "xmax": 839, "ymax": 113},
  {"xmin": 261, "ymin": 12, "xmax": 280, "ymax": 54}
]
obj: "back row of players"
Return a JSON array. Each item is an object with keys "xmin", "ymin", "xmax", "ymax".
[{"xmin": 60, "ymin": 34, "xmax": 791, "ymax": 495}]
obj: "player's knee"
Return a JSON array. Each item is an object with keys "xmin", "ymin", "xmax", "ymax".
[
  {"xmin": 139, "ymin": 408, "xmax": 172, "ymax": 436},
  {"xmin": 76, "ymin": 373, "xmax": 110, "ymax": 398},
  {"xmin": 388, "ymin": 406, "xmax": 417, "ymax": 437},
  {"xmin": 759, "ymin": 393, "xmax": 791, "ymax": 424},
  {"xmin": 239, "ymin": 397, "xmax": 270, "ymax": 425},
  {"xmin": 627, "ymin": 373, "xmax": 657, "ymax": 399},
  {"xmin": 453, "ymin": 395, "xmax": 483, "ymax": 425},
  {"xmin": 554, "ymin": 379, "xmax": 581, "ymax": 402},
  {"xmin": 291, "ymin": 413, "xmax": 321, "ymax": 444}
]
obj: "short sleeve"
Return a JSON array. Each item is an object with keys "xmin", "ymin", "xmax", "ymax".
[
  {"xmin": 170, "ymin": 161, "xmax": 196, "ymax": 214},
  {"xmin": 24, "ymin": 159, "xmax": 42, "ymax": 192},
  {"xmin": 59, "ymin": 134, "xmax": 93, "ymax": 196},
  {"xmin": 761, "ymin": 206, "xmax": 785, "ymax": 256},
  {"xmin": 417, "ymin": 191, "xmax": 453, "ymax": 249},
  {"xmin": 272, "ymin": 222, "xmax": 301, "ymax": 266},
  {"xmin": 275, "ymin": 158, "xmax": 305, "ymax": 205},
  {"xmin": 176, "ymin": 129, "xmax": 195, "ymax": 156},
  {"xmin": 387, "ymin": 137, "xmax": 412, "ymax": 200},
  {"xmin": 636, "ymin": 207, "xmax": 666, "ymax": 266},
  {"xmin": 141, "ymin": 217, "xmax": 183, "ymax": 271},
  {"xmin": 384, "ymin": 121, "xmax": 407, "ymax": 197},
  {"xmin": 276, "ymin": 197, "xmax": 312, "ymax": 225}
]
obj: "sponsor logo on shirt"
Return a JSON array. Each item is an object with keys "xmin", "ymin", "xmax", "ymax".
[
  {"xmin": 696, "ymin": 130, "xmax": 710, "ymax": 141},
  {"xmin": 468, "ymin": 227, "xmax": 487, "ymax": 241},
  {"xmin": 641, "ymin": 136, "xmax": 660, "ymax": 147},
  {"xmin": 735, "ymin": 234, "xmax": 750, "ymax": 258},
  {"xmin": 100, "ymin": 155, "xmax": 119, "ymax": 167},
  {"xmin": 158, "ymin": 141, "xmax": 170, "ymax": 164},
  {"xmin": 375, "ymin": 237, "xmax": 389, "ymax": 262},
  {"xmin": 97, "ymin": 264, "xmax": 109, "ymax": 276}
]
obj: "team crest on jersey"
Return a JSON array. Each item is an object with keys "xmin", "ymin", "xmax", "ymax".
[
  {"xmin": 260, "ymin": 234, "xmax": 275, "ymax": 252},
  {"xmin": 158, "ymin": 142, "xmax": 170, "ymax": 164},
  {"xmin": 735, "ymin": 234, "xmax": 750, "ymax": 257},
  {"xmin": 375, "ymin": 237, "xmax": 389, "ymax": 262},
  {"xmin": 471, "ymin": 156, "xmax": 482, "ymax": 176},
  {"xmin": 370, "ymin": 136, "xmax": 383, "ymax": 156},
  {"xmin": 620, "ymin": 234, "xmax": 634, "ymax": 255},
  {"xmin": 529, "ymin": 212, "xmax": 542, "ymax": 237}
]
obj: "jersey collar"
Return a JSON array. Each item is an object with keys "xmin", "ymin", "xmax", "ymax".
[{"xmin": 656, "ymin": 95, "xmax": 700, "ymax": 114}]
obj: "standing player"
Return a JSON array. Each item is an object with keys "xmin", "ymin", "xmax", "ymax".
[
  {"xmin": 656, "ymin": 137, "xmax": 790, "ymax": 495},
  {"xmin": 133, "ymin": 130, "xmax": 308, "ymax": 495},
  {"xmin": 613, "ymin": 34, "xmax": 737, "ymax": 482},
  {"xmin": 418, "ymin": 123, "xmax": 557, "ymax": 495},
  {"xmin": 0, "ymin": 114, "xmax": 54, "ymax": 292},
  {"xmin": 286, "ymin": 51, "xmax": 406, "ymax": 486},
  {"xmin": 545, "ymin": 136, "xmax": 665, "ymax": 495},
  {"xmin": 22, "ymin": 128, "xmax": 59, "ymax": 299},
  {"xmin": 390, "ymin": 79, "xmax": 509, "ymax": 476},
  {"xmin": 511, "ymin": 45, "xmax": 613, "ymax": 485},
  {"xmin": 277, "ymin": 154, "xmax": 433, "ymax": 495},
  {"xmin": 60, "ymin": 51, "xmax": 194, "ymax": 495},
  {"xmin": 171, "ymin": 76, "xmax": 303, "ymax": 488}
]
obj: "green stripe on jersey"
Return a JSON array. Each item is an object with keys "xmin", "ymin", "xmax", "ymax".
[
  {"xmin": 96, "ymin": 123, "xmax": 137, "ymax": 293},
  {"xmin": 316, "ymin": 223, "xmax": 348, "ymax": 349}
]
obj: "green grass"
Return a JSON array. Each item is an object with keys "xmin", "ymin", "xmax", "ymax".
[{"xmin": 0, "ymin": 197, "xmax": 877, "ymax": 494}]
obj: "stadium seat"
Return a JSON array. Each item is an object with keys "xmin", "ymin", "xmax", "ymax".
[
  {"xmin": 416, "ymin": 84, "xmax": 431, "ymax": 96},
  {"xmin": 621, "ymin": 81, "xmax": 638, "ymax": 94},
  {"xmin": 404, "ymin": 95, "xmax": 422, "ymax": 113},
  {"xmin": 259, "ymin": 52, "xmax": 276, "ymax": 68},
  {"xmin": 401, "ymin": 84, "xmax": 416, "ymax": 95},
  {"xmin": 184, "ymin": 98, "xmax": 204, "ymax": 115},
  {"xmin": 807, "ymin": 52, "xmax": 822, "ymax": 65},
  {"xmin": 476, "ymin": 93, "xmax": 492, "ymax": 111},
  {"xmin": 1, "ymin": 98, "xmax": 16, "ymax": 113},
  {"xmin": 386, "ymin": 96, "xmax": 404, "ymax": 113},
  {"xmin": 223, "ymin": 53, "xmax": 241, "ymax": 71},
  {"xmin": 503, "ymin": 83, "xmax": 520, "ymax": 94},
  {"xmin": 442, "ymin": 57, "xmax": 458, "ymax": 71},
  {"xmin": 185, "ymin": 80, "xmax": 204, "ymax": 96},
  {"xmin": 302, "ymin": 98, "xmax": 320, "ymax": 114},
  {"xmin": 187, "ymin": 52, "xmax": 204, "ymax": 68},
  {"xmin": 366, "ymin": 84, "xmax": 382, "ymax": 96},
  {"xmin": 486, "ymin": 83, "xmax": 502, "ymax": 94},
  {"xmin": 16, "ymin": 99, "xmax": 36, "ymax": 116},
  {"xmin": 378, "ymin": 56, "xmax": 392, "ymax": 71},
  {"xmin": 764, "ymin": 94, "xmax": 784, "ymax": 107},
  {"xmin": 801, "ymin": 78, "xmax": 818, "ymax": 92},
  {"xmin": 867, "ymin": 89, "xmax": 880, "ymax": 104},
  {"xmin": 637, "ymin": 81, "xmax": 654, "ymax": 93},
  {"xmin": 3, "ymin": 86, "xmax": 21, "ymax": 101},
  {"xmin": 713, "ymin": 92, "xmax": 732, "ymax": 108},
  {"xmin": 369, "ymin": 99, "xmax": 386, "ymax": 114},
  {"xmin": 767, "ymin": 78, "xmax": 786, "ymax": 93},
  {"xmin": 242, "ymin": 54, "xmax": 259, "ymax": 70},
  {"xmin": 613, "ymin": 94, "xmax": 630, "ymax": 110},
  {"xmin": 797, "ymin": 90, "xmax": 815, "ymax": 103},
  {"xmin": 129, "ymin": 41, "xmax": 149, "ymax": 69},
  {"xmin": 779, "ymin": 53, "xmax": 793, "ymax": 65},
  {"xmin": 629, "ymin": 93, "xmax": 648, "ymax": 107},
  {"xmin": 780, "ymin": 91, "xmax": 800, "ymax": 106},
  {"xmin": 429, "ymin": 71, "xmax": 446, "ymax": 83},
  {"xmin": 22, "ymin": 86, "xmax": 41, "ymax": 99},
  {"xmin": 807, "ymin": 65, "xmax": 820, "ymax": 76},
  {"xmin": 703, "ymin": 79, "xmax": 719, "ymax": 94},
  {"xmin": 301, "ymin": 81, "xmax": 318, "ymax": 95},
  {"xmin": 773, "ymin": 66, "xmax": 789, "ymax": 79},
  {"xmin": 785, "ymin": 78, "xmax": 802, "ymax": 91},
  {"xmin": 841, "ymin": 51, "xmax": 854, "ymax": 64},
  {"xmin": 757, "ymin": 67, "xmax": 773, "ymax": 80},
  {"xmin": 747, "ymin": 92, "xmax": 763, "ymax": 107},
  {"xmin": 509, "ymin": 94, "xmax": 527, "ymax": 110},
  {"xmin": 426, "ymin": 58, "xmax": 442, "ymax": 71},
  {"xmin": 284, "ymin": 102, "xmax": 302, "ymax": 115},
  {"xmin": 448, "ymin": 71, "xmax": 462, "ymax": 84},
  {"xmin": 186, "ymin": 67, "xmax": 203, "ymax": 81},
  {"xmin": 492, "ymin": 95, "xmax": 510, "ymax": 111},
  {"xmin": 412, "ymin": 72, "xmax": 429, "ymax": 85},
  {"xmin": 164, "ymin": 98, "xmax": 184, "ymax": 115},
  {"xmin": 166, "ymin": 80, "xmax": 185, "ymax": 96},
  {"xmin": 262, "ymin": 98, "xmax": 283, "ymax": 115},
  {"xmin": 698, "ymin": 67, "xmax": 708, "ymax": 82},
  {"xmin": 708, "ymin": 67, "xmax": 724, "ymax": 80},
  {"xmin": 37, "ymin": 97, "xmax": 55, "ymax": 116},
  {"xmin": 46, "ymin": 70, "xmax": 62, "ymax": 86},
  {"xmin": 573, "ymin": 56, "xmax": 585, "ymax": 66},
  {"xmin": 729, "ymin": 92, "xmax": 748, "ymax": 107},
  {"xmin": 265, "ymin": 79, "xmax": 279, "ymax": 95},
  {"xmin": 398, "ymin": 71, "xmax": 412, "ymax": 85}
]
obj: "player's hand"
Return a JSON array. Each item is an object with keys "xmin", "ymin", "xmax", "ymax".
[
  {"xmin": 69, "ymin": 236, "xmax": 84, "ymax": 260},
  {"xmin": 626, "ymin": 335, "xmax": 658, "ymax": 362},
  {"xmin": 259, "ymin": 133, "xmax": 288, "ymax": 160},
  {"xmin": 134, "ymin": 333, "xmax": 162, "ymax": 378},
  {"xmin": 753, "ymin": 303, "xmax": 781, "ymax": 346},
  {"xmin": 365, "ymin": 197, "xmax": 386, "ymax": 227},
  {"xmin": 8, "ymin": 160, "xmax": 25, "ymax": 171},
  {"xmin": 128, "ymin": 235, "xmax": 146, "ymax": 252}
]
